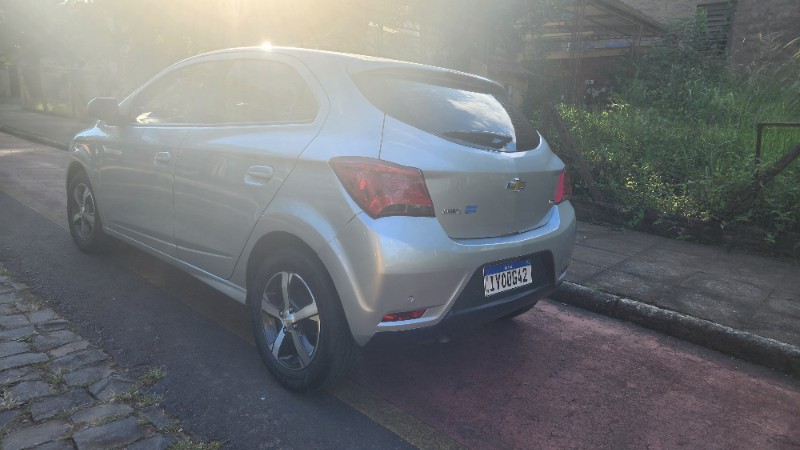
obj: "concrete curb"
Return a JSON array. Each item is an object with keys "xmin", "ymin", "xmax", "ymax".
[
  {"xmin": 550, "ymin": 281, "xmax": 800, "ymax": 378},
  {"xmin": 0, "ymin": 124, "xmax": 69, "ymax": 151}
]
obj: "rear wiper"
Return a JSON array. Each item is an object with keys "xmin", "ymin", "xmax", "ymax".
[{"xmin": 441, "ymin": 131, "xmax": 513, "ymax": 150}]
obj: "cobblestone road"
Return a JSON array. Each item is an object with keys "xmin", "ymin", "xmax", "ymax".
[{"xmin": 0, "ymin": 264, "xmax": 215, "ymax": 450}]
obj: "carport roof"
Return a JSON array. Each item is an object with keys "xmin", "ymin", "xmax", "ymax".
[{"xmin": 536, "ymin": 0, "xmax": 667, "ymax": 59}]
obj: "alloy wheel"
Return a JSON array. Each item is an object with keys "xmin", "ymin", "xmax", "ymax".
[
  {"xmin": 71, "ymin": 182, "xmax": 96, "ymax": 242},
  {"xmin": 260, "ymin": 271, "xmax": 321, "ymax": 370}
]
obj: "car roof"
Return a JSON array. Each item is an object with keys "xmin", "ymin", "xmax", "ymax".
[{"xmin": 196, "ymin": 46, "xmax": 500, "ymax": 88}]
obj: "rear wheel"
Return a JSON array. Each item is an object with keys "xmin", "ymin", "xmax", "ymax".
[
  {"xmin": 67, "ymin": 171, "xmax": 107, "ymax": 253},
  {"xmin": 247, "ymin": 247, "xmax": 360, "ymax": 392}
]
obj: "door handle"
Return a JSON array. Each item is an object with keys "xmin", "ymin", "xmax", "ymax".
[
  {"xmin": 154, "ymin": 152, "xmax": 171, "ymax": 164},
  {"xmin": 244, "ymin": 165, "xmax": 274, "ymax": 186}
]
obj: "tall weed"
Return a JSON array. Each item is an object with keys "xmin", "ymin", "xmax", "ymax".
[{"xmin": 554, "ymin": 15, "xmax": 800, "ymax": 237}]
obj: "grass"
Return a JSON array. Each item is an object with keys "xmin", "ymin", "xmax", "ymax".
[
  {"xmin": 558, "ymin": 102, "xmax": 799, "ymax": 222},
  {"xmin": 14, "ymin": 333, "xmax": 36, "ymax": 344},
  {"xmin": 111, "ymin": 387, "xmax": 164, "ymax": 408},
  {"xmin": 168, "ymin": 439, "xmax": 223, "ymax": 450},
  {"xmin": 0, "ymin": 392, "xmax": 21, "ymax": 411},
  {"xmin": 23, "ymin": 293, "xmax": 45, "ymax": 312},
  {"xmin": 46, "ymin": 368, "xmax": 67, "ymax": 390},
  {"xmin": 112, "ymin": 366, "xmax": 168, "ymax": 406},
  {"xmin": 138, "ymin": 366, "xmax": 167, "ymax": 387},
  {"xmin": 161, "ymin": 424, "xmax": 184, "ymax": 434},
  {"xmin": 93, "ymin": 413, "xmax": 135, "ymax": 427},
  {"xmin": 543, "ymin": 17, "xmax": 800, "ymax": 250}
]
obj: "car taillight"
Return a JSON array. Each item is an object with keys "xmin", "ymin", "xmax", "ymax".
[
  {"xmin": 381, "ymin": 308, "xmax": 427, "ymax": 322},
  {"xmin": 330, "ymin": 157, "xmax": 434, "ymax": 219},
  {"xmin": 553, "ymin": 168, "xmax": 573, "ymax": 205}
]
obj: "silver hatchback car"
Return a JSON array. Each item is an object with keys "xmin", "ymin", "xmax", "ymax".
[{"xmin": 67, "ymin": 47, "xmax": 576, "ymax": 391}]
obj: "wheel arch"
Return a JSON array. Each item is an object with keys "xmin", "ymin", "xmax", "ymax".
[
  {"xmin": 66, "ymin": 139, "xmax": 98, "ymax": 185},
  {"xmin": 245, "ymin": 231, "xmax": 320, "ymax": 292},
  {"xmin": 245, "ymin": 229, "xmax": 362, "ymax": 391},
  {"xmin": 66, "ymin": 161, "xmax": 88, "ymax": 189},
  {"xmin": 244, "ymin": 230, "xmax": 362, "ymax": 342}
]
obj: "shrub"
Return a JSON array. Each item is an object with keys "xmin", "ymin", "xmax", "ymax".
[{"xmin": 549, "ymin": 14, "xmax": 800, "ymax": 241}]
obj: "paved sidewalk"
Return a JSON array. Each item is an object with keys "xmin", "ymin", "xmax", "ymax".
[
  {"xmin": 0, "ymin": 266, "xmax": 218, "ymax": 449},
  {"xmin": 0, "ymin": 102, "xmax": 88, "ymax": 151},
  {"xmin": 0, "ymin": 99, "xmax": 798, "ymax": 376},
  {"xmin": 555, "ymin": 222, "xmax": 800, "ymax": 374}
]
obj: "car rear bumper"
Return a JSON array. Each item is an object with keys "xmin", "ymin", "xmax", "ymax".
[
  {"xmin": 319, "ymin": 202, "xmax": 576, "ymax": 346},
  {"xmin": 369, "ymin": 264, "xmax": 560, "ymax": 346}
]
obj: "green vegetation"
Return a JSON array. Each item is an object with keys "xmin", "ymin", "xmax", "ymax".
[
  {"xmin": 549, "ymin": 15, "xmax": 800, "ymax": 251},
  {"xmin": 168, "ymin": 439, "xmax": 223, "ymax": 450},
  {"xmin": 0, "ymin": 391, "xmax": 21, "ymax": 411},
  {"xmin": 46, "ymin": 368, "xmax": 68, "ymax": 391},
  {"xmin": 112, "ymin": 386, "xmax": 165, "ymax": 408},
  {"xmin": 138, "ymin": 366, "xmax": 168, "ymax": 387}
]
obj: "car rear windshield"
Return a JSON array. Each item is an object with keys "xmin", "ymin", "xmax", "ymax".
[{"xmin": 353, "ymin": 69, "xmax": 540, "ymax": 152}]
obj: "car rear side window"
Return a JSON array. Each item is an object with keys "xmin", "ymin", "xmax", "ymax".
[
  {"xmin": 353, "ymin": 70, "xmax": 540, "ymax": 152},
  {"xmin": 221, "ymin": 60, "xmax": 319, "ymax": 124}
]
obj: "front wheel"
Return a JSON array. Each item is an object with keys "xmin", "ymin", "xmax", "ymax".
[
  {"xmin": 247, "ymin": 247, "xmax": 360, "ymax": 392},
  {"xmin": 67, "ymin": 171, "xmax": 107, "ymax": 253}
]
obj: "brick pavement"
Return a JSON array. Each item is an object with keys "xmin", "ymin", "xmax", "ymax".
[{"xmin": 0, "ymin": 264, "xmax": 217, "ymax": 450}]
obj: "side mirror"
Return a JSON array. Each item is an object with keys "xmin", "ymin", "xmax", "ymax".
[{"xmin": 86, "ymin": 97, "xmax": 123, "ymax": 125}]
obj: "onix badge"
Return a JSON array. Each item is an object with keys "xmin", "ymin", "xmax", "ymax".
[{"xmin": 506, "ymin": 178, "xmax": 526, "ymax": 192}]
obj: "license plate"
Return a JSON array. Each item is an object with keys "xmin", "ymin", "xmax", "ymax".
[{"xmin": 483, "ymin": 260, "xmax": 533, "ymax": 297}]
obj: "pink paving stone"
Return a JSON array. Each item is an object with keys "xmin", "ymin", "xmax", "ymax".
[{"xmin": 353, "ymin": 300, "xmax": 800, "ymax": 449}]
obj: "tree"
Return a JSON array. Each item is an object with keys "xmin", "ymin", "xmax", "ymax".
[{"xmin": 1, "ymin": 0, "xmax": 568, "ymax": 102}]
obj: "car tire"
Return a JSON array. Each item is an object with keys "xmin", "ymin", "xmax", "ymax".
[
  {"xmin": 500, "ymin": 304, "xmax": 534, "ymax": 320},
  {"xmin": 247, "ymin": 247, "xmax": 361, "ymax": 392},
  {"xmin": 67, "ymin": 171, "xmax": 108, "ymax": 253}
]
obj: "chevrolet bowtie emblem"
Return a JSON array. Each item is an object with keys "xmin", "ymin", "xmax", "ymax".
[{"xmin": 506, "ymin": 178, "xmax": 526, "ymax": 192}]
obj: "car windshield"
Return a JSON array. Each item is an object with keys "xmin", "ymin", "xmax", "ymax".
[{"xmin": 353, "ymin": 69, "xmax": 540, "ymax": 152}]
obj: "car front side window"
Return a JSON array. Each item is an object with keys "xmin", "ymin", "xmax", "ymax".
[{"xmin": 128, "ymin": 62, "xmax": 224, "ymax": 125}]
